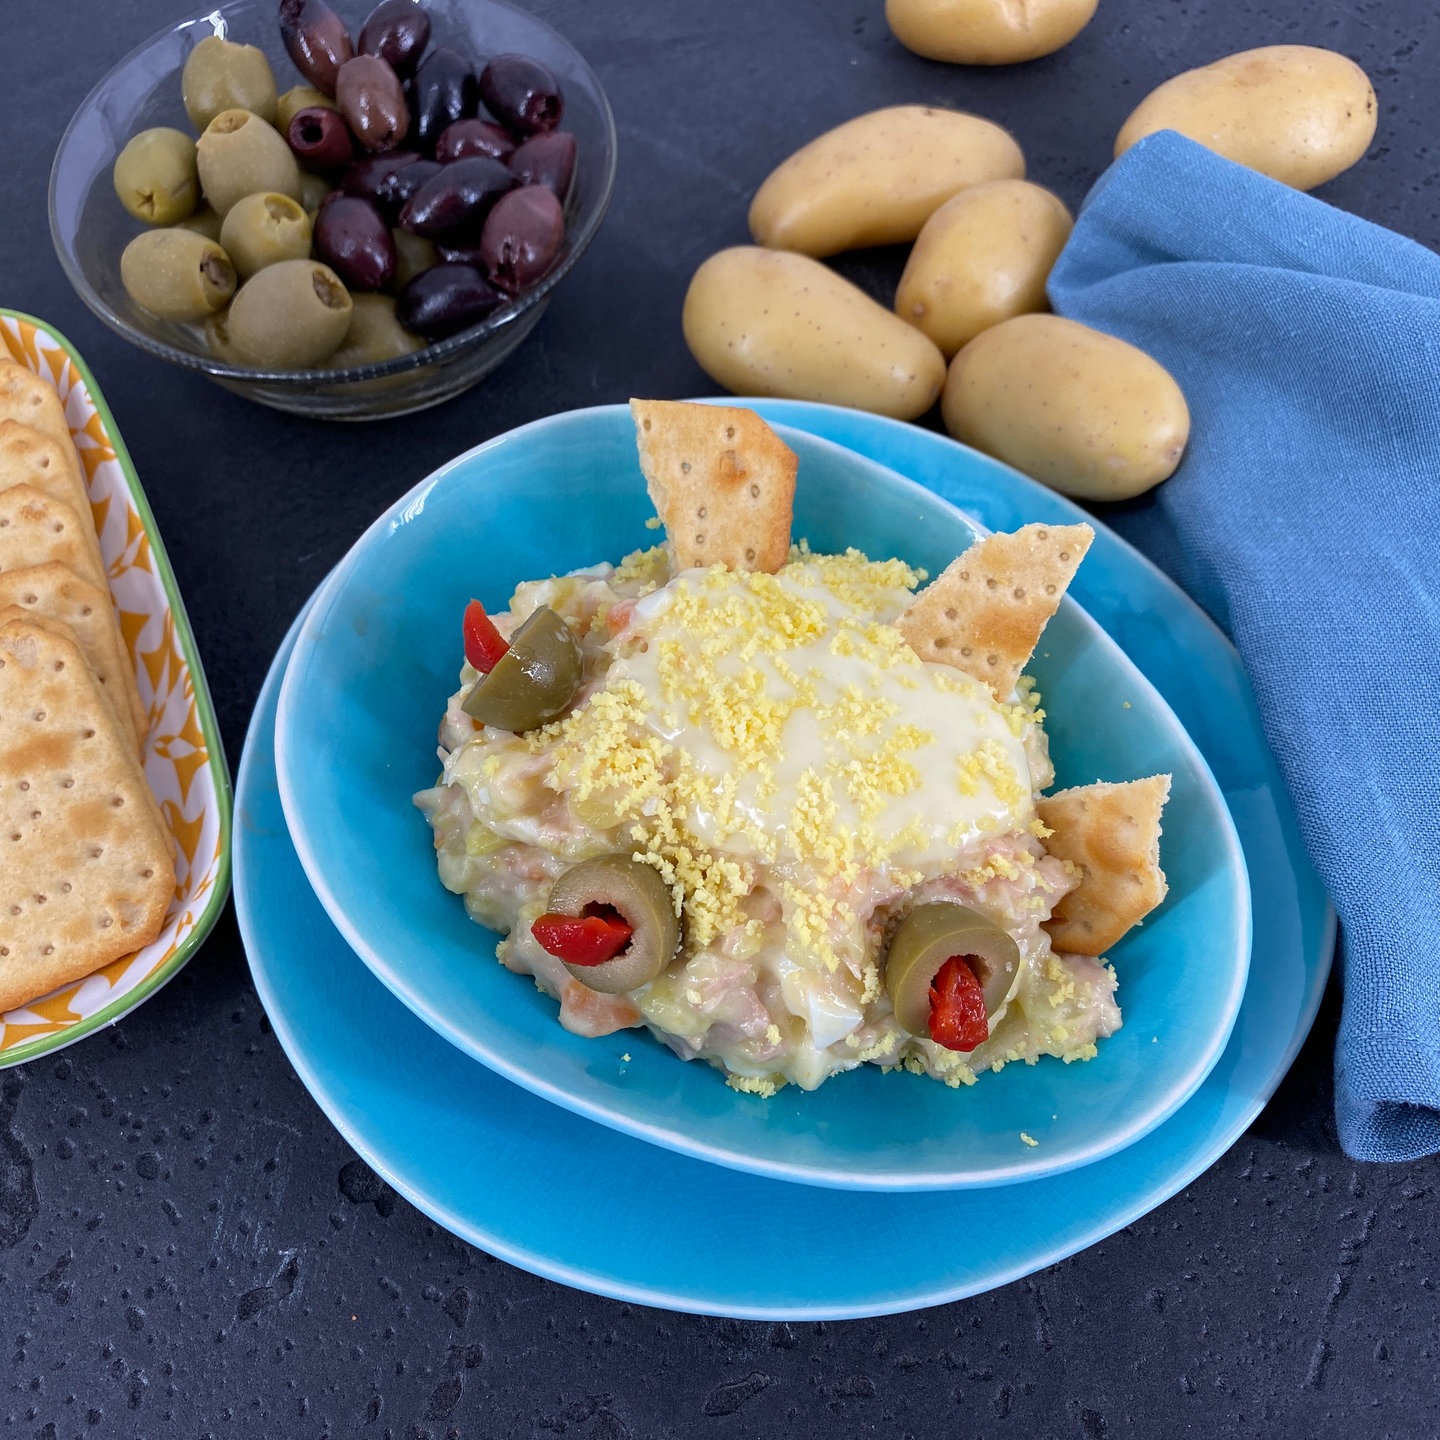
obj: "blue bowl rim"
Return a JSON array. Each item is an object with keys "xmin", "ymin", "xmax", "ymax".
[{"xmin": 271, "ymin": 403, "xmax": 1254, "ymax": 1191}]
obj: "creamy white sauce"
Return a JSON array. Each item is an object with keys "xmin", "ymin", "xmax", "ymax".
[{"xmin": 608, "ymin": 563, "xmax": 1033, "ymax": 872}]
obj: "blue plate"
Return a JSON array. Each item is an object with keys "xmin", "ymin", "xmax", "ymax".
[
  {"xmin": 237, "ymin": 421, "xmax": 1333, "ymax": 1317},
  {"xmin": 273, "ymin": 411, "xmax": 1250, "ymax": 1190}
]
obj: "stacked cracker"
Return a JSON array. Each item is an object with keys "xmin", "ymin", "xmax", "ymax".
[
  {"xmin": 631, "ymin": 399, "xmax": 1171, "ymax": 957},
  {"xmin": 0, "ymin": 359, "xmax": 174, "ymax": 1013}
]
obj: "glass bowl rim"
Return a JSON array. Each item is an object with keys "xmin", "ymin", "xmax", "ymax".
[{"xmin": 48, "ymin": 0, "xmax": 618, "ymax": 388}]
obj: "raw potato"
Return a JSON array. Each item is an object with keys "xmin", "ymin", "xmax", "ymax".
[
  {"xmin": 942, "ymin": 315, "xmax": 1189, "ymax": 500},
  {"xmin": 1114, "ymin": 45, "xmax": 1377, "ymax": 190},
  {"xmin": 885, "ymin": 0, "xmax": 1098, "ymax": 65},
  {"xmin": 748, "ymin": 105, "xmax": 1024, "ymax": 257},
  {"xmin": 684, "ymin": 246, "xmax": 947, "ymax": 421},
  {"xmin": 895, "ymin": 180, "xmax": 1073, "ymax": 357}
]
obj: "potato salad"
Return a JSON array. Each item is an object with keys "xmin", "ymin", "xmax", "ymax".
[
  {"xmin": 414, "ymin": 401, "xmax": 1169, "ymax": 1097},
  {"xmin": 416, "ymin": 546, "xmax": 1121, "ymax": 1095}
]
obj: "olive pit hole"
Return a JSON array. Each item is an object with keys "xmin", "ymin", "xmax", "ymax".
[
  {"xmin": 202, "ymin": 253, "xmax": 236, "ymax": 289},
  {"xmin": 313, "ymin": 270, "xmax": 349, "ymax": 308}
]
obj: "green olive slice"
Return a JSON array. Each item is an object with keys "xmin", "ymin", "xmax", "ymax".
[
  {"xmin": 461, "ymin": 606, "xmax": 582, "ymax": 731},
  {"xmin": 546, "ymin": 855, "xmax": 680, "ymax": 994},
  {"xmin": 884, "ymin": 903, "xmax": 1021, "ymax": 1038}
]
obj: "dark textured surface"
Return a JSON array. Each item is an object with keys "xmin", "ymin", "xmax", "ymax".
[{"xmin": 3, "ymin": 1, "xmax": 1439, "ymax": 1434}]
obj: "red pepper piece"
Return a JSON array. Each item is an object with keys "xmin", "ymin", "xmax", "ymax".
[
  {"xmin": 928, "ymin": 954, "xmax": 989, "ymax": 1052},
  {"xmin": 463, "ymin": 599, "xmax": 509, "ymax": 673},
  {"xmin": 531, "ymin": 912, "xmax": 633, "ymax": 966}
]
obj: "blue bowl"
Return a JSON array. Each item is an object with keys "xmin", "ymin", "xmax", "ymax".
[{"xmin": 274, "ymin": 406, "xmax": 1250, "ymax": 1190}]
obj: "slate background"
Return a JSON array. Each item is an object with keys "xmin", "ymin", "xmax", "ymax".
[{"xmin": 3, "ymin": 0, "xmax": 1439, "ymax": 1435}]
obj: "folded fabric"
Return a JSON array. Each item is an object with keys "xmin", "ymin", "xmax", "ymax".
[{"xmin": 1048, "ymin": 131, "xmax": 1440, "ymax": 1163}]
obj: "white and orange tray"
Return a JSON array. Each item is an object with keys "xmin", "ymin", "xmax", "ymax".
[{"xmin": 0, "ymin": 310, "xmax": 231, "ymax": 1065}]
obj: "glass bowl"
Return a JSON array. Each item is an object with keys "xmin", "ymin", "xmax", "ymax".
[{"xmin": 49, "ymin": 0, "xmax": 617, "ymax": 420}]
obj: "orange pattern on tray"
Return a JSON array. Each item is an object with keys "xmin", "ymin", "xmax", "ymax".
[{"xmin": 0, "ymin": 317, "xmax": 225, "ymax": 1052}]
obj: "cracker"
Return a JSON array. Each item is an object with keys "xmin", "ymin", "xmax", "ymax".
[
  {"xmin": 0, "ymin": 619, "xmax": 174, "ymax": 1014},
  {"xmin": 0, "ymin": 419, "xmax": 103, "ymax": 576},
  {"xmin": 631, "ymin": 399, "xmax": 796, "ymax": 573},
  {"xmin": 0, "ymin": 484, "xmax": 108, "ymax": 595},
  {"xmin": 0, "ymin": 563, "xmax": 146, "ymax": 753},
  {"xmin": 0, "ymin": 562, "xmax": 146, "ymax": 753},
  {"xmin": 1038, "ymin": 774, "xmax": 1171, "ymax": 956},
  {"xmin": 896, "ymin": 522, "xmax": 1093, "ymax": 698},
  {"xmin": 0, "ymin": 360, "xmax": 76, "ymax": 463}
]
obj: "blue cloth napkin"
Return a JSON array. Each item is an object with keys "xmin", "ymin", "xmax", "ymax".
[{"xmin": 1048, "ymin": 131, "xmax": 1440, "ymax": 1163}]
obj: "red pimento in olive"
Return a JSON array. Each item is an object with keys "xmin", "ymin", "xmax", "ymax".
[
  {"xmin": 927, "ymin": 955, "xmax": 989, "ymax": 1052},
  {"xmin": 534, "ymin": 856, "xmax": 680, "ymax": 994},
  {"xmin": 462, "ymin": 599, "xmax": 508, "ymax": 673},
  {"xmin": 531, "ymin": 911, "xmax": 634, "ymax": 966},
  {"xmin": 883, "ymin": 902, "xmax": 1019, "ymax": 1051}
]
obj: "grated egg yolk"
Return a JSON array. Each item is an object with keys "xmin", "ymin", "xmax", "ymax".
[{"xmin": 532, "ymin": 552, "xmax": 1034, "ymax": 972}]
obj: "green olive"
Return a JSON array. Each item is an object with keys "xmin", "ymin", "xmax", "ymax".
[
  {"xmin": 219, "ymin": 191, "xmax": 313, "ymax": 279},
  {"xmin": 227, "ymin": 259, "xmax": 353, "ymax": 367},
  {"xmin": 298, "ymin": 169, "xmax": 334, "ymax": 217},
  {"xmin": 196, "ymin": 109, "xmax": 302, "ymax": 216},
  {"xmin": 462, "ymin": 606, "xmax": 582, "ymax": 731},
  {"xmin": 546, "ymin": 855, "xmax": 680, "ymax": 994},
  {"xmin": 884, "ymin": 903, "xmax": 1021, "ymax": 1040},
  {"xmin": 176, "ymin": 204, "xmax": 225, "ymax": 242},
  {"xmin": 326, "ymin": 293, "xmax": 423, "ymax": 368},
  {"xmin": 182, "ymin": 36, "xmax": 279, "ymax": 130},
  {"xmin": 203, "ymin": 307, "xmax": 241, "ymax": 362},
  {"xmin": 112, "ymin": 128, "xmax": 199, "ymax": 225},
  {"xmin": 120, "ymin": 228, "xmax": 236, "ymax": 322},
  {"xmin": 277, "ymin": 84, "xmax": 337, "ymax": 133},
  {"xmin": 392, "ymin": 228, "xmax": 437, "ymax": 287}
]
